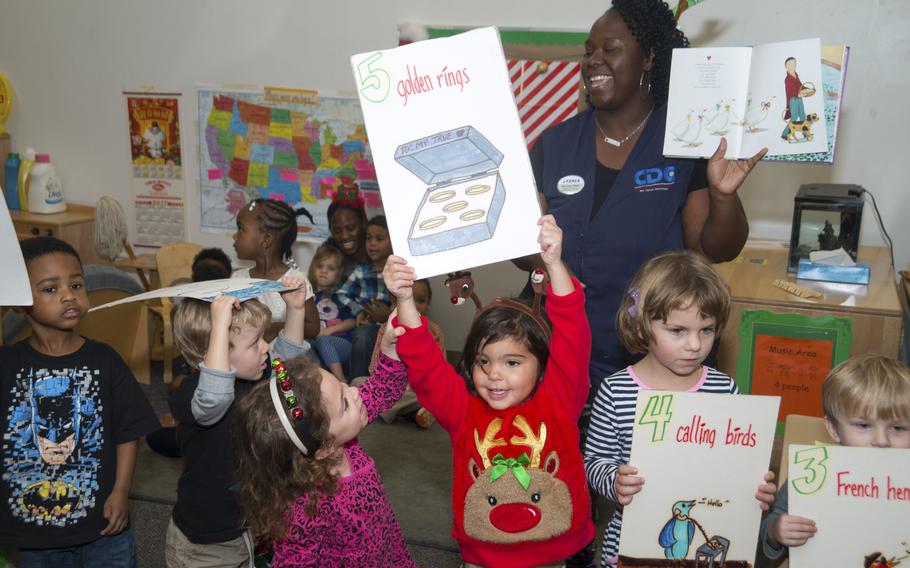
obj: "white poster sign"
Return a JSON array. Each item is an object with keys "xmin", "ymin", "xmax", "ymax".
[
  {"xmin": 618, "ymin": 391, "xmax": 779, "ymax": 567},
  {"xmin": 789, "ymin": 444, "xmax": 910, "ymax": 567},
  {"xmin": 351, "ymin": 27, "xmax": 541, "ymax": 278},
  {"xmin": 90, "ymin": 278, "xmax": 291, "ymax": 311},
  {"xmin": 0, "ymin": 196, "xmax": 31, "ymax": 305}
]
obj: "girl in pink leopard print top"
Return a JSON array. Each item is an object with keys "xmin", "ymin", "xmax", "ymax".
[{"xmin": 233, "ymin": 330, "xmax": 416, "ymax": 567}]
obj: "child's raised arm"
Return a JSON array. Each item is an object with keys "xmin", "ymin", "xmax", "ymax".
[
  {"xmin": 279, "ymin": 277, "xmax": 308, "ymax": 344},
  {"xmin": 538, "ymin": 214, "xmax": 574, "ymax": 296},
  {"xmin": 383, "ymin": 256, "xmax": 420, "ymax": 328},
  {"xmin": 203, "ymin": 294, "xmax": 240, "ymax": 373}
]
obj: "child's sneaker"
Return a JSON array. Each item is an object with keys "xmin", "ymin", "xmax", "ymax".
[{"xmin": 415, "ymin": 407, "xmax": 435, "ymax": 429}]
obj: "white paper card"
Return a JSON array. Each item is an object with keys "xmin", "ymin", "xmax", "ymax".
[
  {"xmin": 618, "ymin": 390, "xmax": 779, "ymax": 567},
  {"xmin": 789, "ymin": 444, "xmax": 910, "ymax": 567},
  {"xmin": 90, "ymin": 278, "xmax": 291, "ymax": 311},
  {"xmin": 0, "ymin": 195, "xmax": 32, "ymax": 306},
  {"xmin": 351, "ymin": 27, "xmax": 541, "ymax": 279}
]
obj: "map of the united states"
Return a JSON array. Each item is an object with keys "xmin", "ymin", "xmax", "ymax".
[{"xmin": 204, "ymin": 94, "xmax": 371, "ymax": 207}]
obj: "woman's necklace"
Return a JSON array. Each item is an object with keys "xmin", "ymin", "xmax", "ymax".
[{"xmin": 594, "ymin": 107, "xmax": 654, "ymax": 147}]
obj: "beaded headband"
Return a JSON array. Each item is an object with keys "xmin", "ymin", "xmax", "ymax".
[{"xmin": 269, "ymin": 357, "xmax": 319, "ymax": 455}]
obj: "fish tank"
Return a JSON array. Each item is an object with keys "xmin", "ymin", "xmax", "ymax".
[{"xmin": 788, "ymin": 184, "xmax": 864, "ymax": 272}]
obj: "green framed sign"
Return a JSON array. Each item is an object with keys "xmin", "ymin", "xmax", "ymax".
[{"xmin": 735, "ymin": 310, "xmax": 852, "ymax": 429}]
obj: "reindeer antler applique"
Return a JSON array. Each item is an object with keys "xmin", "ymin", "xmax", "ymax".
[
  {"xmin": 445, "ymin": 271, "xmax": 483, "ymax": 314},
  {"xmin": 473, "ymin": 418, "xmax": 507, "ymax": 469},
  {"xmin": 510, "ymin": 415, "xmax": 547, "ymax": 469}
]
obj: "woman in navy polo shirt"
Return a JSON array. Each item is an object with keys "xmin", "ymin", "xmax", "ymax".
[{"xmin": 519, "ymin": 0, "xmax": 766, "ymax": 393}]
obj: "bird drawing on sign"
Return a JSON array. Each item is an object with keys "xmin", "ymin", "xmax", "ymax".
[{"xmin": 659, "ymin": 500, "xmax": 697, "ymax": 558}]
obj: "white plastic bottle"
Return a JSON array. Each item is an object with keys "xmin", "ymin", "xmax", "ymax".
[{"xmin": 27, "ymin": 153, "xmax": 66, "ymax": 214}]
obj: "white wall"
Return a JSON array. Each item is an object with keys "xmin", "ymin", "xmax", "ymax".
[{"xmin": 2, "ymin": 0, "xmax": 908, "ymax": 348}]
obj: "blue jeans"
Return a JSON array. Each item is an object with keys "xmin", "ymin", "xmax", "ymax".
[
  {"xmin": 312, "ymin": 335, "xmax": 353, "ymax": 366},
  {"xmin": 18, "ymin": 527, "xmax": 137, "ymax": 568},
  {"xmin": 782, "ymin": 96, "xmax": 807, "ymax": 137},
  {"xmin": 349, "ymin": 323, "xmax": 379, "ymax": 380}
]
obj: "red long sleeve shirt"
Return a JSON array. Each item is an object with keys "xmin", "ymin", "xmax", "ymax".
[{"xmin": 397, "ymin": 281, "xmax": 594, "ymax": 567}]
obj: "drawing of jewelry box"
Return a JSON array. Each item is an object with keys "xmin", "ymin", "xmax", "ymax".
[{"xmin": 395, "ymin": 126, "xmax": 505, "ymax": 256}]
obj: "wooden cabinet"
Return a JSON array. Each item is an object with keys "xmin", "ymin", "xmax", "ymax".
[
  {"xmin": 11, "ymin": 203, "xmax": 100, "ymax": 264},
  {"xmin": 714, "ymin": 242, "xmax": 903, "ymax": 376}
]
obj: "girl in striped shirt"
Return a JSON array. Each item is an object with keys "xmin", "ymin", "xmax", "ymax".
[{"xmin": 584, "ymin": 250, "xmax": 776, "ymax": 567}]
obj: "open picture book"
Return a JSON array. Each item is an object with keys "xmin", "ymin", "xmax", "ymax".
[{"xmin": 663, "ymin": 38, "xmax": 848, "ymax": 163}]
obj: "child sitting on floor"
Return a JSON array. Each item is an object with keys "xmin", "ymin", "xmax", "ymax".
[
  {"xmin": 308, "ymin": 244, "xmax": 356, "ymax": 383},
  {"xmin": 366, "ymin": 278, "xmax": 443, "ymax": 428},
  {"xmin": 335, "ymin": 215, "xmax": 393, "ymax": 380}
]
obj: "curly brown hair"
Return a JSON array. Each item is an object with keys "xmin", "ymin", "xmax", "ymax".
[{"xmin": 233, "ymin": 355, "xmax": 341, "ymax": 543}]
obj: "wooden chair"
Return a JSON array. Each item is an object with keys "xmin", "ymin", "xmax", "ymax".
[{"xmin": 149, "ymin": 243, "xmax": 203, "ymax": 383}]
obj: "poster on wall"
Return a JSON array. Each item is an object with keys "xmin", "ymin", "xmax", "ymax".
[
  {"xmin": 351, "ymin": 27, "xmax": 541, "ymax": 278},
  {"xmin": 196, "ymin": 86, "xmax": 381, "ymax": 241},
  {"xmin": 124, "ymin": 93, "xmax": 187, "ymax": 247},
  {"xmin": 789, "ymin": 444, "xmax": 910, "ymax": 566},
  {"xmin": 618, "ymin": 390, "xmax": 779, "ymax": 568}
]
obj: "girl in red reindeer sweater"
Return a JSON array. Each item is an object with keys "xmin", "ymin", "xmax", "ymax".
[{"xmin": 384, "ymin": 215, "xmax": 594, "ymax": 567}]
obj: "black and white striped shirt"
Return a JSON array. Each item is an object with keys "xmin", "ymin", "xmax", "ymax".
[{"xmin": 584, "ymin": 365, "xmax": 738, "ymax": 566}]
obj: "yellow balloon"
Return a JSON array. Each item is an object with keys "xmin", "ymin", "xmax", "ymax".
[{"xmin": 0, "ymin": 71, "xmax": 12, "ymax": 135}]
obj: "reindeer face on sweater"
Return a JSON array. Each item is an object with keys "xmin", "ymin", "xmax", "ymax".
[{"xmin": 463, "ymin": 416, "xmax": 572, "ymax": 543}]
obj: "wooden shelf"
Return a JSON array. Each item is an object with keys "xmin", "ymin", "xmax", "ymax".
[
  {"xmin": 11, "ymin": 203, "xmax": 100, "ymax": 264},
  {"xmin": 715, "ymin": 243, "xmax": 902, "ymax": 375}
]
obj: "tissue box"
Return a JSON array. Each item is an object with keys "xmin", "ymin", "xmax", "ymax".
[{"xmin": 796, "ymin": 259, "xmax": 870, "ymax": 285}]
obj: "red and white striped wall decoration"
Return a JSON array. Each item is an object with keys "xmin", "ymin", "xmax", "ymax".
[{"xmin": 508, "ymin": 59, "xmax": 582, "ymax": 148}]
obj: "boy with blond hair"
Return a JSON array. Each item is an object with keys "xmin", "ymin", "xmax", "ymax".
[
  {"xmin": 759, "ymin": 353, "xmax": 910, "ymax": 561},
  {"xmin": 166, "ymin": 279, "xmax": 311, "ymax": 567}
]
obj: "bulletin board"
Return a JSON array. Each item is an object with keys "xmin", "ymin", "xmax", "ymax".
[{"xmin": 735, "ymin": 310, "xmax": 852, "ymax": 426}]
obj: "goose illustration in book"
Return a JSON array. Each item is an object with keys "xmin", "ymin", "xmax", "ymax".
[
  {"xmin": 671, "ymin": 109, "xmax": 696, "ymax": 142},
  {"xmin": 742, "ymin": 95, "xmax": 775, "ymax": 133},
  {"xmin": 678, "ymin": 110, "xmax": 705, "ymax": 147},
  {"xmin": 705, "ymin": 99, "xmax": 738, "ymax": 136},
  {"xmin": 657, "ymin": 499, "xmax": 729, "ymax": 563}
]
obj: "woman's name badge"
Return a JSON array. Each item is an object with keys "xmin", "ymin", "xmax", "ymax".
[{"xmin": 557, "ymin": 175, "xmax": 584, "ymax": 195}]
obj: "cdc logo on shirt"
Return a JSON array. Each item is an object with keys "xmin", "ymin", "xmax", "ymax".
[{"xmin": 633, "ymin": 166, "xmax": 676, "ymax": 192}]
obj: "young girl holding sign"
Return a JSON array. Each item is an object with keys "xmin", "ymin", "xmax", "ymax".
[
  {"xmin": 385, "ymin": 215, "xmax": 595, "ymax": 568},
  {"xmin": 584, "ymin": 250, "xmax": 776, "ymax": 567}
]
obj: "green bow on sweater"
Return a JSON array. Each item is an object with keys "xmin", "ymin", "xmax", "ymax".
[{"xmin": 489, "ymin": 453, "xmax": 532, "ymax": 490}]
